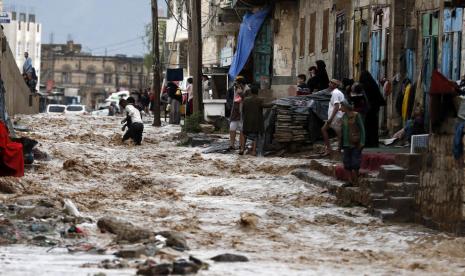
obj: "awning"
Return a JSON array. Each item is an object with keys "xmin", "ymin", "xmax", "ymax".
[{"xmin": 228, "ymin": 7, "xmax": 270, "ymax": 80}]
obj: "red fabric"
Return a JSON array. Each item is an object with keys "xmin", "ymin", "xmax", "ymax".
[
  {"xmin": 335, "ymin": 153, "xmax": 396, "ymax": 181},
  {"xmin": 360, "ymin": 153, "xmax": 396, "ymax": 171},
  {"xmin": 0, "ymin": 122, "xmax": 24, "ymax": 177},
  {"xmin": 430, "ymin": 70, "xmax": 458, "ymax": 95}
]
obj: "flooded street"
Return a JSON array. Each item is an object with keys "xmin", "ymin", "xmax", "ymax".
[{"xmin": 2, "ymin": 114, "xmax": 465, "ymax": 275}]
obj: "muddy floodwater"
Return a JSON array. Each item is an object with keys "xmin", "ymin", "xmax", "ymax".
[{"xmin": 2, "ymin": 114, "xmax": 465, "ymax": 275}]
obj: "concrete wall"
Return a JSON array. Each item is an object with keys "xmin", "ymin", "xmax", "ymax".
[
  {"xmin": 417, "ymin": 134, "xmax": 465, "ymax": 234},
  {"xmin": 269, "ymin": 1, "xmax": 298, "ymax": 99},
  {"xmin": 0, "ymin": 31, "xmax": 39, "ymax": 116}
]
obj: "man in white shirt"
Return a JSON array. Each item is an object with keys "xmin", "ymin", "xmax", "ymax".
[
  {"xmin": 23, "ymin": 52, "xmax": 33, "ymax": 75},
  {"xmin": 321, "ymin": 79, "xmax": 345, "ymax": 156},
  {"xmin": 119, "ymin": 98, "xmax": 144, "ymax": 145}
]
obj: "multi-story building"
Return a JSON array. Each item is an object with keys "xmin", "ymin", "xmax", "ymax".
[
  {"xmin": 2, "ymin": 10, "xmax": 42, "ymax": 89},
  {"xmin": 41, "ymin": 40, "xmax": 147, "ymax": 108},
  {"xmin": 165, "ymin": 0, "xmax": 189, "ymax": 72}
]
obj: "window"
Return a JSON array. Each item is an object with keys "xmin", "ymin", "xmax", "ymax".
[
  {"xmin": 86, "ymin": 72, "xmax": 96, "ymax": 85},
  {"xmin": 37, "ymin": 24, "xmax": 40, "ymax": 32},
  {"xmin": 299, "ymin": 17, "xmax": 305, "ymax": 57},
  {"xmin": 62, "ymin": 72, "xmax": 72, "ymax": 84},
  {"xmin": 309, "ymin": 12, "xmax": 316, "ymax": 54},
  {"xmin": 104, "ymin": 73, "xmax": 112, "ymax": 84},
  {"xmin": 322, "ymin": 9, "xmax": 330, "ymax": 52},
  {"xmin": 12, "ymin": 12, "xmax": 17, "ymax": 21}
]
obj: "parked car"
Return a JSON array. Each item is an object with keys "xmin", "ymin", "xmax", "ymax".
[
  {"xmin": 46, "ymin": 104, "xmax": 66, "ymax": 114},
  {"xmin": 91, "ymin": 107, "xmax": 110, "ymax": 116},
  {"xmin": 97, "ymin": 91, "xmax": 129, "ymax": 114},
  {"xmin": 65, "ymin": 105, "xmax": 87, "ymax": 115}
]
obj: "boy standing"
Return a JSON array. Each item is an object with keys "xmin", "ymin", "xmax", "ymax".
[
  {"xmin": 241, "ymin": 85, "xmax": 264, "ymax": 156},
  {"xmin": 340, "ymin": 100, "xmax": 365, "ymax": 186}
]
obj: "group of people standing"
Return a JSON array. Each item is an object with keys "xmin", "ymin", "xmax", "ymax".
[
  {"xmin": 164, "ymin": 75, "xmax": 211, "ymax": 125},
  {"xmin": 227, "ymin": 76, "xmax": 269, "ymax": 156},
  {"xmin": 297, "ymin": 60, "xmax": 386, "ymax": 185}
]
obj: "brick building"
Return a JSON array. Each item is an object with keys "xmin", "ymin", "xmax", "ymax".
[{"xmin": 41, "ymin": 41, "xmax": 147, "ymax": 108}]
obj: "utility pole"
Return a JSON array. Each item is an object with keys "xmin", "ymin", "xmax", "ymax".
[
  {"xmin": 190, "ymin": 0, "xmax": 202, "ymax": 113},
  {"xmin": 151, "ymin": 0, "xmax": 162, "ymax": 126}
]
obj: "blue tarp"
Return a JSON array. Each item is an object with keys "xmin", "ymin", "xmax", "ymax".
[{"xmin": 228, "ymin": 8, "xmax": 269, "ymax": 80}]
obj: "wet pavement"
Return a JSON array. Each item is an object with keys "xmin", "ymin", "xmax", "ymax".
[{"xmin": 1, "ymin": 114, "xmax": 465, "ymax": 275}]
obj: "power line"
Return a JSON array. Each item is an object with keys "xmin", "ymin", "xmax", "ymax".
[
  {"xmin": 90, "ymin": 35, "xmax": 145, "ymax": 51},
  {"xmin": 163, "ymin": 0, "xmax": 188, "ymax": 31}
]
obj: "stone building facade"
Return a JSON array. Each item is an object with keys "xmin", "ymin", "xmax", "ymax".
[{"xmin": 41, "ymin": 41, "xmax": 147, "ymax": 108}]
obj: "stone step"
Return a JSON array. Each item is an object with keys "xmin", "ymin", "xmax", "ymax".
[
  {"xmin": 369, "ymin": 193, "xmax": 385, "ymax": 200},
  {"xmin": 403, "ymin": 182, "xmax": 419, "ymax": 196},
  {"xmin": 309, "ymin": 159, "xmax": 337, "ymax": 178},
  {"xmin": 384, "ymin": 189, "xmax": 409, "ymax": 197},
  {"xmin": 367, "ymin": 178, "xmax": 386, "ymax": 193},
  {"xmin": 404, "ymin": 175, "xmax": 419, "ymax": 183},
  {"xmin": 372, "ymin": 208, "xmax": 397, "ymax": 220},
  {"xmin": 291, "ymin": 169, "xmax": 345, "ymax": 194},
  {"xmin": 378, "ymin": 165, "xmax": 407, "ymax": 182},
  {"xmin": 373, "ymin": 207, "xmax": 414, "ymax": 223},
  {"xmin": 394, "ymin": 153, "xmax": 423, "ymax": 174},
  {"xmin": 336, "ymin": 186, "xmax": 363, "ymax": 206},
  {"xmin": 385, "ymin": 182, "xmax": 404, "ymax": 190},
  {"xmin": 371, "ymin": 198, "xmax": 389, "ymax": 209},
  {"xmin": 389, "ymin": 196, "xmax": 415, "ymax": 211}
]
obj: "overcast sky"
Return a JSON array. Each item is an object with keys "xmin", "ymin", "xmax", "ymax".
[{"xmin": 3, "ymin": 0, "xmax": 167, "ymax": 57}]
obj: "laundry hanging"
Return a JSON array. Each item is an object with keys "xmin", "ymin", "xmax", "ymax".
[{"xmin": 402, "ymin": 83, "xmax": 412, "ymax": 123}]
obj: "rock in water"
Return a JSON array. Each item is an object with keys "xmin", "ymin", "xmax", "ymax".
[
  {"xmin": 239, "ymin": 212, "xmax": 259, "ymax": 229},
  {"xmin": 97, "ymin": 217, "xmax": 152, "ymax": 243},
  {"xmin": 155, "ymin": 231, "xmax": 189, "ymax": 251},
  {"xmin": 199, "ymin": 124, "xmax": 215, "ymax": 134},
  {"xmin": 17, "ymin": 206, "xmax": 57, "ymax": 219},
  {"xmin": 137, "ymin": 263, "xmax": 173, "ymax": 275},
  {"xmin": 210, "ymin": 253, "xmax": 249, "ymax": 262},
  {"xmin": 172, "ymin": 259, "xmax": 200, "ymax": 274},
  {"xmin": 0, "ymin": 177, "xmax": 19, "ymax": 194},
  {"xmin": 115, "ymin": 245, "xmax": 148, "ymax": 258},
  {"xmin": 63, "ymin": 199, "xmax": 81, "ymax": 217}
]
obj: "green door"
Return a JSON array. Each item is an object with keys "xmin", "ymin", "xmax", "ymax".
[
  {"xmin": 421, "ymin": 12, "xmax": 439, "ymax": 130},
  {"xmin": 253, "ymin": 18, "xmax": 272, "ymax": 88}
]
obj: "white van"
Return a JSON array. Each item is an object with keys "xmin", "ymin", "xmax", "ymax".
[
  {"xmin": 65, "ymin": 105, "xmax": 87, "ymax": 115},
  {"xmin": 46, "ymin": 104, "xmax": 66, "ymax": 114}
]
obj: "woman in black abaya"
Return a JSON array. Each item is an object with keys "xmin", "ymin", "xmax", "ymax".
[
  {"xmin": 315, "ymin": 60, "xmax": 330, "ymax": 91},
  {"xmin": 359, "ymin": 71, "xmax": 386, "ymax": 147}
]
